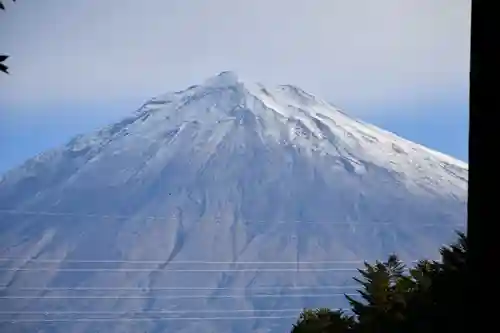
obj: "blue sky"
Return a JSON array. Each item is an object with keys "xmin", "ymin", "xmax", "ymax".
[{"xmin": 0, "ymin": 0, "xmax": 470, "ymax": 174}]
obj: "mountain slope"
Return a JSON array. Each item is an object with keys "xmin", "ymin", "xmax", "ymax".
[{"xmin": 0, "ymin": 71, "xmax": 467, "ymax": 333}]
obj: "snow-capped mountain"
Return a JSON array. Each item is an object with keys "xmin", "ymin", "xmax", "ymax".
[{"xmin": 0, "ymin": 71, "xmax": 467, "ymax": 333}]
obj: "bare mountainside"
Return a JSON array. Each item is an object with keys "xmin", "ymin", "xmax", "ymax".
[{"xmin": 0, "ymin": 71, "xmax": 467, "ymax": 333}]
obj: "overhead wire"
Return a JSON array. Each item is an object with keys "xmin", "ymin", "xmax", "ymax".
[
  {"xmin": 0, "ymin": 293, "xmax": 359, "ymax": 300},
  {"xmin": 0, "ymin": 209, "xmax": 466, "ymax": 227}
]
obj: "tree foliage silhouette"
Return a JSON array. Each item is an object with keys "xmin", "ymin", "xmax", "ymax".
[
  {"xmin": 292, "ymin": 308, "xmax": 355, "ymax": 333},
  {"xmin": 291, "ymin": 231, "xmax": 467, "ymax": 333},
  {"xmin": 1, "ymin": 0, "xmax": 16, "ymax": 74}
]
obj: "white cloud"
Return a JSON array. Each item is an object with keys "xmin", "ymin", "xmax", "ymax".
[{"xmin": 0, "ymin": 0, "xmax": 470, "ymax": 114}]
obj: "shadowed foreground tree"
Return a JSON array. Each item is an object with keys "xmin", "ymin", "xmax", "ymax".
[
  {"xmin": 1, "ymin": 0, "xmax": 16, "ymax": 74},
  {"xmin": 291, "ymin": 232, "xmax": 467, "ymax": 333},
  {"xmin": 292, "ymin": 308, "xmax": 356, "ymax": 333}
]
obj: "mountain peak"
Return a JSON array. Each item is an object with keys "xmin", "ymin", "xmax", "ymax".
[
  {"xmin": 203, "ymin": 70, "xmax": 242, "ymax": 88},
  {"xmin": 128, "ymin": 73, "xmax": 467, "ymax": 174},
  {"xmin": 0, "ymin": 72, "xmax": 468, "ymax": 333}
]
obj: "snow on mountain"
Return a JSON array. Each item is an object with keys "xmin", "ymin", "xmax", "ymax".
[{"xmin": 0, "ymin": 71, "xmax": 467, "ymax": 333}]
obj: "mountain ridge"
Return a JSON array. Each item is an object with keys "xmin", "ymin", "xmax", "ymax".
[{"xmin": 1, "ymin": 71, "xmax": 467, "ymax": 180}]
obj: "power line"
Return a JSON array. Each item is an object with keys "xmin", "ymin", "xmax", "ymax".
[
  {"xmin": 0, "ymin": 309, "xmax": 311, "ymax": 315},
  {"xmin": 1, "ymin": 315, "xmax": 299, "ymax": 323},
  {"xmin": 0, "ymin": 293, "xmax": 359, "ymax": 299},
  {"xmin": 0, "ymin": 209, "xmax": 151, "ymax": 220},
  {"xmin": 0, "ymin": 258, "xmax": 425, "ymax": 265},
  {"xmin": 0, "ymin": 267, "xmax": 359, "ymax": 272},
  {"xmin": 0, "ymin": 209, "xmax": 466, "ymax": 227},
  {"xmin": 1, "ymin": 285, "xmax": 359, "ymax": 291},
  {"xmin": 0, "ymin": 258, "xmax": 366, "ymax": 264},
  {"xmin": 0, "ymin": 258, "xmax": 368, "ymax": 264}
]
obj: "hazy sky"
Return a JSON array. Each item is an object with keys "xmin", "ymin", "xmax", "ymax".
[{"xmin": 0, "ymin": 0, "xmax": 471, "ymax": 173}]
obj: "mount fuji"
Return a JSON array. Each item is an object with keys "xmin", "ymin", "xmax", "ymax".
[{"xmin": 0, "ymin": 71, "xmax": 467, "ymax": 333}]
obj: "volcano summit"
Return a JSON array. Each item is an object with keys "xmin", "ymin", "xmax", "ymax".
[{"xmin": 0, "ymin": 71, "xmax": 467, "ymax": 333}]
